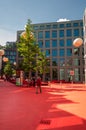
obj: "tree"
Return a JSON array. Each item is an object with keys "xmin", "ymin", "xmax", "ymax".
[
  {"xmin": 4, "ymin": 61, "xmax": 13, "ymax": 78},
  {"xmin": 17, "ymin": 19, "xmax": 48, "ymax": 78}
]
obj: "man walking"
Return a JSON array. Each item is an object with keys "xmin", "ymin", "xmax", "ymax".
[{"xmin": 36, "ymin": 76, "xmax": 42, "ymax": 94}]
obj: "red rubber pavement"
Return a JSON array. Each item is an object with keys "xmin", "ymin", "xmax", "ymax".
[{"xmin": 0, "ymin": 80, "xmax": 86, "ymax": 130}]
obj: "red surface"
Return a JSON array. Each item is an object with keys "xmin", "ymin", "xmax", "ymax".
[{"xmin": 0, "ymin": 80, "xmax": 86, "ymax": 130}]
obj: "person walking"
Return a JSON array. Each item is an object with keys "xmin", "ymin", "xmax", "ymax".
[
  {"xmin": 3, "ymin": 74, "xmax": 7, "ymax": 81},
  {"xmin": 32, "ymin": 76, "xmax": 36, "ymax": 87},
  {"xmin": 36, "ymin": 76, "xmax": 42, "ymax": 94}
]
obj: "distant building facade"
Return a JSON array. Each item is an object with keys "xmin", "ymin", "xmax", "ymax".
[
  {"xmin": 83, "ymin": 8, "xmax": 86, "ymax": 83},
  {"xmin": 17, "ymin": 19, "xmax": 84, "ymax": 83},
  {"xmin": 4, "ymin": 41, "xmax": 17, "ymax": 64}
]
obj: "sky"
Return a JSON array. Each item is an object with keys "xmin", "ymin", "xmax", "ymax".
[{"xmin": 0, "ymin": 0, "xmax": 86, "ymax": 45}]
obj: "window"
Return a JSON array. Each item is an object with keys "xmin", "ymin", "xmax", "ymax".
[
  {"xmin": 60, "ymin": 58, "xmax": 65, "ymax": 66},
  {"xmin": 52, "ymin": 40, "xmax": 57, "ymax": 47},
  {"xmin": 13, "ymin": 52, "xmax": 16, "ymax": 55},
  {"xmin": 66, "ymin": 58, "xmax": 72, "ymax": 66},
  {"xmin": 66, "ymin": 39, "xmax": 72, "ymax": 46},
  {"xmin": 34, "ymin": 32, "xmax": 37, "ymax": 38},
  {"xmin": 74, "ymin": 29, "xmax": 79, "ymax": 36},
  {"xmin": 80, "ymin": 22, "xmax": 83, "ymax": 26},
  {"xmin": 66, "ymin": 29, "xmax": 72, "ymax": 37},
  {"xmin": 59, "ymin": 24, "xmax": 64, "ymax": 28},
  {"xmin": 66, "ymin": 48, "xmax": 72, "ymax": 56},
  {"xmin": 52, "ymin": 49, "xmax": 57, "ymax": 56},
  {"xmin": 74, "ymin": 68, "xmax": 80, "ymax": 81},
  {"xmin": 46, "ymin": 25, "xmax": 51, "ymax": 29},
  {"xmin": 59, "ymin": 30, "xmax": 64, "ymax": 37},
  {"xmin": 59, "ymin": 40, "xmax": 64, "ymax": 47},
  {"xmin": 60, "ymin": 69, "xmax": 65, "ymax": 80},
  {"xmin": 52, "ymin": 58, "xmax": 58, "ymax": 66},
  {"xmin": 38, "ymin": 31, "xmax": 43, "ymax": 38},
  {"xmin": 46, "ymin": 49, "xmax": 50, "ymax": 56},
  {"xmin": 52, "ymin": 30, "xmax": 57, "ymax": 38},
  {"xmin": 66, "ymin": 23, "xmax": 71, "ymax": 27},
  {"xmin": 52, "ymin": 68, "xmax": 58, "ymax": 80},
  {"xmin": 10, "ymin": 51, "xmax": 13, "ymax": 55},
  {"xmin": 38, "ymin": 40, "xmax": 43, "ymax": 48},
  {"xmin": 81, "ymin": 28, "xmax": 83, "ymax": 36},
  {"xmin": 59, "ymin": 49, "xmax": 65, "ymax": 56},
  {"xmin": 73, "ymin": 59, "xmax": 80, "ymax": 66},
  {"xmin": 52, "ymin": 24, "xmax": 57, "ymax": 29},
  {"xmin": 40, "ymin": 25, "xmax": 45, "ymax": 30},
  {"xmin": 45, "ymin": 40, "xmax": 50, "ymax": 48},
  {"xmin": 73, "ymin": 22, "xmax": 79, "ymax": 27},
  {"xmin": 45, "ymin": 31, "xmax": 50, "ymax": 38},
  {"xmin": 33, "ymin": 26, "xmax": 39, "ymax": 30}
]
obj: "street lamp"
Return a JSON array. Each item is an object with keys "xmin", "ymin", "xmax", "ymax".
[
  {"xmin": 21, "ymin": 31, "xmax": 34, "ymax": 40},
  {"xmin": 73, "ymin": 38, "xmax": 83, "ymax": 83},
  {"xmin": 13, "ymin": 62, "xmax": 16, "ymax": 66},
  {"xmin": 0, "ymin": 50, "xmax": 4, "ymax": 77},
  {"xmin": 73, "ymin": 38, "xmax": 83, "ymax": 47},
  {"xmin": 3, "ymin": 57, "xmax": 9, "ymax": 62}
]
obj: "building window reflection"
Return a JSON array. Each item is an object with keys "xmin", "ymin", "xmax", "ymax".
[
  {"xmin": 66, "ymin": 58, "xmax": 72, "ymax": 66},
  {"xmin": 60, "ymin": 68, "xmax": 65, "ymax": 80},
  {"xmin": 66, "ymin": 29, "xmax": 72, "ymax": 37},
  {"xmin": 73, "ymin": 58, "xmax": 80, "ymax": 66},
  {"xmin": 45, "ymin": 31, "xmax": 50, "ymax": 38},
  {"xmin": 59, "ymin": 49, "xmax": 65, "ymax": 56},
  {"xmin": 66, "ymin": 39, "xmax": 72, "ymax": 46},
  {"xmin": 59, "ymin": 39, "xmax": 64, "ymax": 47},
  {"xmin": 59, "ymin": 30, "xmax": 64, "ymax": 37},
  {"xmin": 38, "ymin": 31, "xmax": 43, "ymax": 39},
  {"xmin": 66, "ymin": 48, "xmax": 72, "ymax": 56},
  {"xmin": 74, "ymin": 29, "xmax": 79, "ymax": 36},
  {"xmin": 52, "ymin": 49, "xmax": 57, "ymax": 56},
  {"xmin": 52, "ymin": 68, "xmax": 58, "ymax": 80},
  {"xmin": 60, "ymin": 58, "xmax": 65, "ymax": 66},
  {"xmin": 52, "ymin": 40, "xmax": 57, "ymax": 47},
  {"xmin": 52, "ymin": 30, "xmax": 57, "ymax": 38},
  {"xmin": 74, "ymin": 68, "xmax": 80, "ymax": 81},
  {"xmin": 45, "ymin": 40, "xmax": 50, "ymax": 48},
  {"xmin": 52, "ymin": 58, "xmax": 58, "ymax": 66},
  {"xmin": 38, "ymin": 40, "xmax": 43, "ymax": 48},
  {"xmin": 45, "ymin": 49, "xmax": 50, "ymax": 56}
]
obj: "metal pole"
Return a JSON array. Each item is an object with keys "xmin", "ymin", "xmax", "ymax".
[{"xmin": 0, "ymin": 56, "xmax": 2, "ymax": 77}]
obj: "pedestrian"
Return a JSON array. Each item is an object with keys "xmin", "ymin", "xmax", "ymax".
[
  {"xmin": 3, "ymin": 74, "xmax": 7, "ymax": 81},
  {"xmin": 32, "ymin": 76, "xmax": 36, "ymax": 87},
  {"xmin": 36, "ymin": 76, "xmax": 42, "ymax": 94}
]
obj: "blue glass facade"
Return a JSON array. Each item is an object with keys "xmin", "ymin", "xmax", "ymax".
[
  {"xmin": 45, "ymin": 31, "xmax": 50, "ymax": 38},
  {"xmin": 52, "ymin": 40, "xmax": 57, "ymax": 47},
  {"xmin": 16, "ymin": 19, "xmax": 84, "ymax": 82},
  {"xmin": 59, "ymin": 30, "xmax": 64, "ymax": 37},
  {"xmin": 45, "ymin": 40, "xmax": 50, "ymax": 48},
  {"xmin": 33, "ymin": 20, "xmax": 84, "ymax": 82}
]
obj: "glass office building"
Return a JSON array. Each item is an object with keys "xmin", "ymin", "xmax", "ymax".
[{"xmin": 17, "ymin": 19, "xmax": 84, "ymax": 83}]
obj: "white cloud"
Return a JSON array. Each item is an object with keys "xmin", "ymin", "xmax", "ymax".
[
  {"xmin": 0, "ymin": 29, "xmax": 16, "ymax": 46},
  {"xmin": 57, "ymin": 18, "xmax": 70, "ymax": 22}
]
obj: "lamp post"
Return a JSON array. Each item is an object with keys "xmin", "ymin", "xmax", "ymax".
[
  {"xmin": 73, "ymin": 38, "xmax": 83, "ymax": 47},
  {"xmin": 3, "ymin": 57, "xmax": 9, "ymax": 62},
  {"xmin": 0, "ymin": 50, "xmax": 4, "ymax": 77},
  {"xmin": 73, "ymin": 38, "xmax": 83, "ymax": 83}
]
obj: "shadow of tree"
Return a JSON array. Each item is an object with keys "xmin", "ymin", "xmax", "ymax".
[{"xmin": 36, "ymin": 87, "xmax": 86, "ymax": 130}]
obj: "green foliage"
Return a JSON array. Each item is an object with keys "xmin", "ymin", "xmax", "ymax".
[
  {"xmin": 4, "ymin": 61, "xmax": 13, "ymax": 77},
  {"xmin": 17, "ymin": 19, "xmax": 48, "ymax": 76}
]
